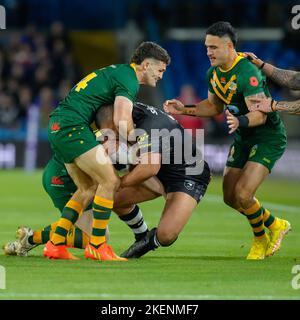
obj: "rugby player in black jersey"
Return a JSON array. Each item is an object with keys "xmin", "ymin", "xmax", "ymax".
[{"xmin": 95, "ymin": 102, "xmax": 211, "ymax": 258}]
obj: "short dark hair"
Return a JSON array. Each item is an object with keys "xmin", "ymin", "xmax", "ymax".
[
  {"xmin": 206, "ymin": 21, "xmax": 238, "ymax": 47},
  {"xmin": 130, "ymin": 41, "xmax": 171, "ymax": 65},
  {"xmin": 95, "ymin": 104, "xmax": 113, "ymax": 129}
]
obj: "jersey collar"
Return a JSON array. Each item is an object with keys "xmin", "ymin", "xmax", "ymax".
[
  {"xmin": 130, "ymin": 63, "xmax": 137, "ymax": 72},
  {"xmin": 218, "ymin": 55, "xmax": 244, "ymax": 73}
]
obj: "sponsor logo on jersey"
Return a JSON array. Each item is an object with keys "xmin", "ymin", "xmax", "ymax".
[
  {"xmin": 51, "ymin": 122, "xmax": 60, "ymax": 133},
  {"xmin": 184, "ymin": 180, "xmax": 195, "ymax": 191},
  {"xmin": 146, "ymin": 105, "xmax": 158, "ymax": 115},
  {"xmin": 229, "ymin": 81, "xmax": 237, "ymax": 91},
  {"xmin": 51, "ymin": 176, "xmax": 64, "ymax": 187},
  {"xmin": 227, "ymin": 146, "xmax": 235, "ymax": 162},
  {"xmin": 249, "ymin": 145, "xmax": 258, "ymax": 158},
  {"xmin": 137, "ymin": 133, "xmax": 149, "ymax": 143},
  {"xmin": 263, "ymin": 157, "xmax": 271, "ymax": 163}
]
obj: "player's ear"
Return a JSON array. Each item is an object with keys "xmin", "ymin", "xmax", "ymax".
[
  {"xmin": 223, "ymin": 37, "xmax": 232, "ymax": 50},
  {"xmin": 141, "ymin": 59, "xmax": 150, "ymax": 71},
  {"xmin": 228, "ymin": 41, "xmax": 235, "ymax": 50}
]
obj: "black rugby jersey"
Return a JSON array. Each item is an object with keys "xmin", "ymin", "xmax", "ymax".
[{"xmin": 132, "ymin": 102, "xmax": 210, "ymax": 183}]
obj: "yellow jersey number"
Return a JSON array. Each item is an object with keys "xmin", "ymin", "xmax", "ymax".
[{"xmin": 75, "ymin": 72, "xmax": 97, "ymax": 92}]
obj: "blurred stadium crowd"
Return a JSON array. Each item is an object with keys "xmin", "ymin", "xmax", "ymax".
[
  {"xmin": 0, "ymin": 22, "xmax": 80, "ymax": 139},
  {"xmin": 3, "ymin": 0, "xmax": 298, "ymax": 29}
]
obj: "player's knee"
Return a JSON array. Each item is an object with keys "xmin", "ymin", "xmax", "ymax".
[
  {"xmin": 114, "ymin": 205, "xmax": 134, "ymax": 217},
  {"xmin": 95, "ymin": 173, "xmax": 120, "ymax": 192},
  {"xmin": 77, "ymin": 181, "xmax": 95, "ymax": 194},
  {"xmin": 109, "ymin": 175, "xmax": 121, "ymax": 192},
  {"xmin": 235, "ymin": 186, "xmax": 253, "ymax": 207}
]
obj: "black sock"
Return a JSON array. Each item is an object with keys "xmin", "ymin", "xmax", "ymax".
[{"xmin": 148, "ymin": 228, "xmax": 160, "ymax": 249}]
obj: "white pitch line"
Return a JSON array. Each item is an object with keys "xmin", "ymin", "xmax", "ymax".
[{"xmin": 0, "ymin": 293, "xmax": 299, "ymax": 300}]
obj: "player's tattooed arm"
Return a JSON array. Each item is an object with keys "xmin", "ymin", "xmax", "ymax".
[
  {"xmin": 245, "ymin": 52, "xmax": 300, "ymax": 90},
  {"xmin": 245, "ymin": 92, "xmax": 268, "ymax": 110},
  {"xmin": 275, "ymin": 99, "xmax": 300, "ymax": 114},
  {"xmin": 244, "ymin": 92, "xmax": 267, "ymax": 124},
  {"xmin": 266, "ymin": 67, "xmax": 300, "ymax": 90},
  {"xmin": 249, "ymin": 96, "xmax": 300, "ymax": 114}
]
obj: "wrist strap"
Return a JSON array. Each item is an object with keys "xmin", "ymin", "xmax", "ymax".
[
  {"xmin": 184, "ymin": 104, "xmax": 196, "ymax": 116},
  {"xmin": 271, "ymin": 99, "xmax": 277, "ymax": 112},
  {"xmin": 184, "ymin": 104, "xmax": 196, "ymax": 108},
  {"xmin": 260, "ymin": 62, "xmax": 265, "ymax": 70},
  {"xmin": 237, "ymin": 115, "xmax": 249, "ymax": 128}
]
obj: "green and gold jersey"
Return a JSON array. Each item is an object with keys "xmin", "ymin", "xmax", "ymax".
[
  {"xmin": 206, "ymin": 55, "xmax": 286, "ymax": 141},
  {"xmin": 50, "ymin": 63, "xmax": 139, "ymax": 124}
]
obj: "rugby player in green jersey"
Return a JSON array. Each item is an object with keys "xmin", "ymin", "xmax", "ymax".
[
  {"xmin": 3, "ymin": 153, "xmax": 151, "ymax": 257},
  {"xmin": 164, "ymin": 22, "xmax": 290, "ymax": 260},
  {"xmin": 44, "ymin": 41, "xmax": 170, "ymax": 261}
]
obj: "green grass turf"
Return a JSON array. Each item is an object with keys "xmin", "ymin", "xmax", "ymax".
[{"xmin": 0, "ymin": 169, "xmax": 299, "ymax": 300}]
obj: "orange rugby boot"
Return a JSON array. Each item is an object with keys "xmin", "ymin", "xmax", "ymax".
[
  {"xmin": 84, "ymin": 243, "xmax": 127, "ymax": 261},
  {"xmin": 43, "ymin": 240, "xmax": 80, "ymax": 260}
]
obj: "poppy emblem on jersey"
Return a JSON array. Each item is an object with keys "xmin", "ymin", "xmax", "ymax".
[
  {"xmin": 249, "ymin": 76, "xmax": 258, "ymax": 87},
  {"xmin": 51, "ymin": 176, "xmax": 64, "ymax": 186},
  {"xmin": 51, "ymin": 122, "xmax": 60, "ymax": 132},
  {"xmin": 229, "ymin": 82, "xmax": 237, "ymax": 91},
  {"xmin": 184, "ymin": 180, "xmax": 195, "ymax": 191},
  {"xmin": 220, "ymin": 77, "xmax": 226, "ymax": 84}
]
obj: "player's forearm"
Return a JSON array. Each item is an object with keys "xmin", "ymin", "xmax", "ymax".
[
  {"xmin": 275, "ymin": 99, "xmax": 300, "ymax": 114},
  {"xmin": 121, "ymin": 164, "xmax": 160, "ymax": 187},
  {"xmin": 245, "ymin": 111, "xmax": 267, "ymax": 127},
  {"xmin": 113, "ymin": 96, "xmax": 135, "ymax": 137},
  {"xmin": 183, "ymin": 99, "xmax": 222, "ymax": 117},
  {"xmin": 116, "ymin": 119, "xmax": 135, "ymax": 139},
  {"xmin": 262, "ymin": 64, "xmax": 300, "ymax": 90}
]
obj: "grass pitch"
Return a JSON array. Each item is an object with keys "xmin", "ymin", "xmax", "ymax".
[{"xmin": 0, "ymin": 170, "xmax": 299, "ymax": 300}]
